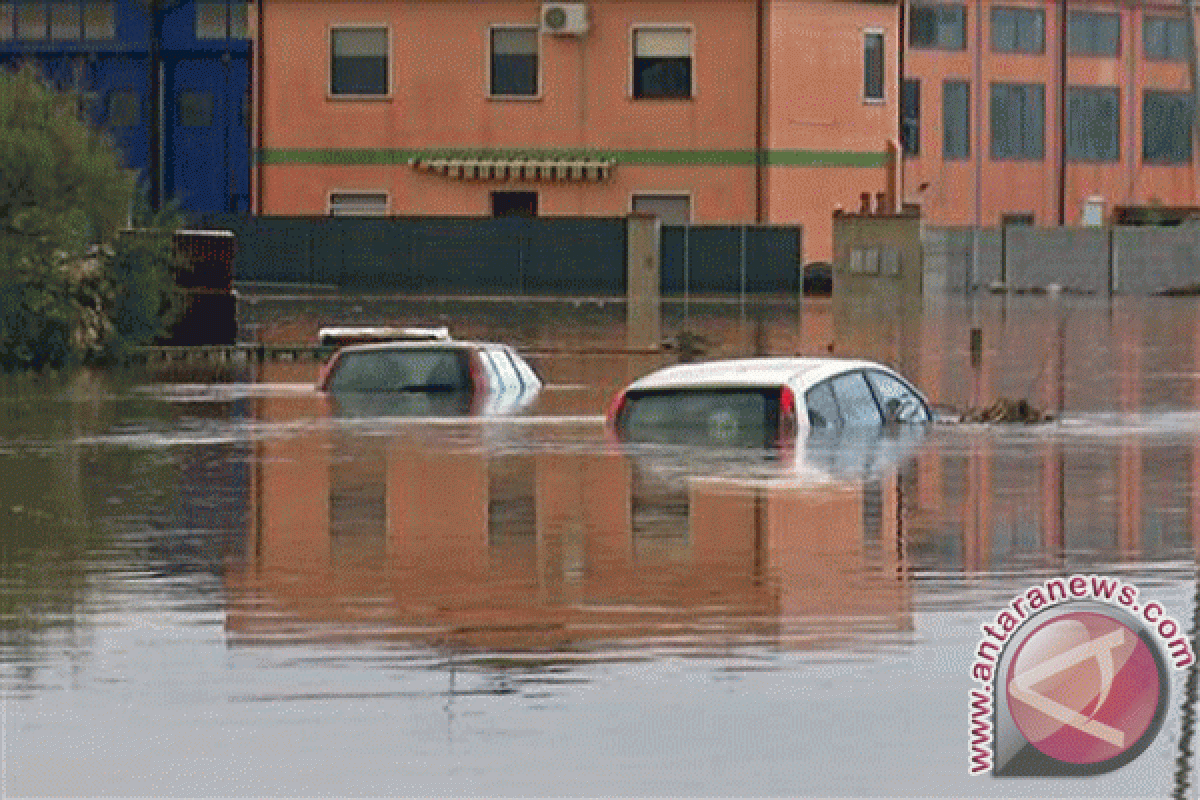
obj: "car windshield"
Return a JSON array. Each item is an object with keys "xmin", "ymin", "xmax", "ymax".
[
  {"xmin": 327, "ymin": 348, "xmax": 470, "ymax": 392},
  {"xmin": 617, "ymin": 388, "xmax": 781, "ymax": 448}
]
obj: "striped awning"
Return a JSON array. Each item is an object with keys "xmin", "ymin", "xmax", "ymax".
[{"xmin": 409, "ymin": 157, "xmax": 613, "ymax": 183}]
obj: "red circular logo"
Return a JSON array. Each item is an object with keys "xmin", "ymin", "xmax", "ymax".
[{"xmin": 1005, "ymin": 610, "xmax": 1163, "ymax": 765}]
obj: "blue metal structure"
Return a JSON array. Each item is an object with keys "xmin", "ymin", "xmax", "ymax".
[{"xmin": 0, "ymin": 0, "xmax": 251, "ymax": 213}]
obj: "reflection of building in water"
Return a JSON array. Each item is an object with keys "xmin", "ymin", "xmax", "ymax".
[
  {"xmin": 230, "ymin": 414, "xmax": 912, "ymax": 649},
  {"xmin": 905, "ymin": 298, "xmax": 1200, "ymax": 569}
]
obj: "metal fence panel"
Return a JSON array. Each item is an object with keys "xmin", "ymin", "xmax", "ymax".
[
  {"xmin": 525, "ymin": 218, "xmax": 627, "ymax": 294},
  {"xmin": 411, "ymin": 218, "xmax": 524, "ymax": 293},
  {"xmin": 1112, "ymin": 226, "xmax": 1200, "ymax": 294},
  {"xmin": 1004, "ymin": 227, "xmax": 1109, "ymax": 292},
  {"xmin": 193, "ymin": 215, "xmax": 800, "ymax": 295},
  {"xmin": 661, "ymin": 225, "xmax": 800, "ymax": 294}
]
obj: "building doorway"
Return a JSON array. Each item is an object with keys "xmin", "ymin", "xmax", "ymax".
[{"xmin": 491, "ymin": 191, "xmax": 538, "ymax": 217}]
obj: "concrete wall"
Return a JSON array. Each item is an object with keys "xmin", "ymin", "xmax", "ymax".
[
  {"xmin": 922, "ymin": 224, "xmax": 1200, "ymax": 295},
  {"xmin": 831, "ymin": 210, "xmax": 925, "ymax": 374}
]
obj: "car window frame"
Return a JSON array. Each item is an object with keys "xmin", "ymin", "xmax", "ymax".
[{"xmin": 863, "ymin": 368, "xmax": 932, "ymax": 424}]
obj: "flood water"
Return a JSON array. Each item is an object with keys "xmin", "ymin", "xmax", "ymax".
[{"xmin": 5, "ymin": 293, "xmax": 1200, "ymax": 797}]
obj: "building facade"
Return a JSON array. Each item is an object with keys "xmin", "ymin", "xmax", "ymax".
[
  {"xmin": 0, "ymin": 0, "xmax": 252, "ymax": 213},
  {"xmin": 255, "ymin": 0, "xmax": 903, "ymax": 262},
  {"xmin": 901, "ymin": 0, "xmax": 1200, "ymax": 227}
]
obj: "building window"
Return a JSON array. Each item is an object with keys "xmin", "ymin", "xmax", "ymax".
[
  {"xmin": 1001, "ymin": 212, "xmax": 1035, "ymax": 226},
  {"xmin": 329, "ymin": 192, "xmax": 389, "ymax": 216},
  {"xmin": 991, "ymin": 7, "xmax": 1043, "ymax": 53},
  {"xmin": 909, "ymin": 4, "xmax": 966, "ymax": 50},
  {"xmin": 195, "ymin": 1, "xmax": 224, "ymax": 38},
  {"xmin": 864, "ymin": 31, "xmax": 884, "ymax": 102},
  {"xmin": 178, "ymin": 91, "xmax": 214, "ymax": 126},
  {"xmin": 490, "ymin": 26, "xmax": 538, "ymax": 97},
  {"xmin": 491, "ymin": 191, "xmax": 538, "ymax": 217},
  {"xmin": 1068, "ymin": 11, "xmax": 1119, "ymax": 56},
  {"xmin": 0, "ymin": 4, "xmax": 13, "ymax": 39},
  {"xmin": 1067, "ymin": 86, "xmax": 1119, "ymax": 162},
  {"xmin": 1143, "ymin": 91, "xmax": 1192, "ymax": 165},
  {"xmin": 9, "ymin": 0, "xmax": 112, "ymax": 39},
  {"xmin": 15, "ymin": 2, "xmax": 46, "ymax": 38},
  {"xmin": 1144, "ymin": 16, "xmax": 1188, "ymax": 61},
  {"xmin": 943, "ymin": 79, "xmax": 970, "ymax": 160},
  {"xmin": 229, "ymin": 1, "xmax": 246, "ymax": 37},
  {"xmin": 196, "ymin": 0, "xmax": 247, "ymax": 40},
  {"xmin": 49, "ymin": 1, "xmax": 78, "ymax": 38},
  {"xmin": 632, "ymin": 193, "xmax": 691, "ymax": 225},
  {"xmin": 990, "ymin": 82, "xmax": 1043, "ymax": 160},
  {"xmin": 632, "ymin": 27, "xmax": 692, "ymax": 99},
  {"xmin": 106, "ymin": 90, "xmax": 138, "ymax": 127},
  {"xmin": 82, "ymin": 0, "xmax": 112, "ymax": 38},
  {"xmin": 901, "ymin": 78, "xmax": 920, "ymax": 156},
  {"xmin": 331, "ymin": 27, "xmax": 389, "ymax": 96}
]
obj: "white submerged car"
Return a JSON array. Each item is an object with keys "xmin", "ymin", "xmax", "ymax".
[{"xmin": 606, "ymin": 357, "xmax": 933, "ymax": 449}]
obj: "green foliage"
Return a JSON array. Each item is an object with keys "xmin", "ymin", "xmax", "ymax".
[
  {"xmin": 95, "ymin": 197, "xmax": 189, "ymax": 362},
  {"xmin": 0, "ymin": 63, "xmax": 184, "ymax": 372}
]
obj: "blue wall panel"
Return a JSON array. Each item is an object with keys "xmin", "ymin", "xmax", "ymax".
[{"xmin": 0, "ymin": 0, "xmax": 251, "ymax": 215}]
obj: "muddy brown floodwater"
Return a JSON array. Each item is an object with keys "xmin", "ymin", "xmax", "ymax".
[{"xmin": 3, "ymin": 293, "xmax": 1200, "ymax": 797}]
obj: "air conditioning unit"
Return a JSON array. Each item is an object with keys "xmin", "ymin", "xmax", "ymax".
[{"xmin": 541, "ymin": 2, "xmax": 588, "ymax": 35}]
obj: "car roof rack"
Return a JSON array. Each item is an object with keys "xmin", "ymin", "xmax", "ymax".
[{"xmin": 318, "ymin": 326, "xmax": 452, "ymax": 348}]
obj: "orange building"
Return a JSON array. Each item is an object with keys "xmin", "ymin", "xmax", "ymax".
[
  {"xmin": 253, "ymin": 0, "xmax": 903, "ymax": 262},
  {"xmin": 900, "ymin": 0, "xmax": 1200, "ymax": 226}
]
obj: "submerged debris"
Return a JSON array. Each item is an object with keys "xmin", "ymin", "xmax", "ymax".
[
  {"xmin": 663, "ymin": 330, "xmax": 712, "ymax": 362},
  {"xmin": 960, "ymin": 397, "xmax": 1054, "ymax": 424}
]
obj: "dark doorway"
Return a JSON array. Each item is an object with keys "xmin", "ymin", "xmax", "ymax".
[{"xmin": 491, "ymin": 191, "xmax": 538, "ymax": 217}]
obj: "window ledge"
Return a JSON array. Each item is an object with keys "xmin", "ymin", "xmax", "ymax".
[
  {"xmin": 486, "ymin": 94, "xmax": 543, "ymax": 102},
  {"xmin": 326, "ymin": 93, "xmax": 393, "ymax": 102}
]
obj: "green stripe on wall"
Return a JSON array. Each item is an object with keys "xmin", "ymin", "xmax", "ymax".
[{"xmin": 257, "ymin": 147, "xmax": 886, "ymax": 168}]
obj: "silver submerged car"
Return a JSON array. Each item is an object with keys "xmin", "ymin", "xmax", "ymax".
[
  {"xmin": 606, "ymin": 357, "xmax": 932, "ymax": 449},
  {"xmin": 316, "ymin": 339, "xmax": 542, "ymax": 416}
]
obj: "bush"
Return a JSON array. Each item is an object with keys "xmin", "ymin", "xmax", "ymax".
[{"xmin": 0, "ymin": 63, "xmax": 184, "ymax": 372}]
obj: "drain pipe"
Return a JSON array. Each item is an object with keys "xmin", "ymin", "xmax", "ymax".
[
  {"xmin": 254, "ymin": 0, "xmax": 265, "ymax": 214},
  {"xmin": 1185, "ymin": 0, "xmax": 1200, "ymax": 171},
  {"xmin": 755, "ymin": 0, "xmax": 766, "ymax": 224}
]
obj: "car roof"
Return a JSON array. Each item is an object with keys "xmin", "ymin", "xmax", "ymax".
[{"xmin": 624, "ymin": 357, "xmax": 897, "ymax": 392}]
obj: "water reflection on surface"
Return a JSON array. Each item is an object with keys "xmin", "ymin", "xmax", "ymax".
[{"xmin": 2, "ymin": 295, "xmax": 1200, "ymax": 796}]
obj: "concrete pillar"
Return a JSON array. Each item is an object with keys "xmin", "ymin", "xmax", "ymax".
[{"xmin": 626, "ymin": 213, "xmax": 661, "ymax": 352}]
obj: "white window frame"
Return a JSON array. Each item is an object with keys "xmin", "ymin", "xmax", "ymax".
[
  {"xmin": 487, "ymin": 23, "xmax": 541, "ymax": 100},
  {"xmin": 630, "ymin": 191, "xmax": 694, "ymax": 225},
  {"xmin": 629, "ymin": 24, "xmax": 695, "ymax": 100},
  {"xmin": 327, "ymin": 190, "xmax": 390, "ymax": 216},
  {"xmin": 328, "ymin": 24, "xmax": 392, "ymax": 100},
  {"xmin": 863, "ymin": 27, "xmax": 886, "ymax": 104}
]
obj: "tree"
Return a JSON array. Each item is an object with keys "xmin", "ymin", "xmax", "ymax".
[{"xmin": 0, "ymin": 63, "xmax": 184, "ymax": 372}]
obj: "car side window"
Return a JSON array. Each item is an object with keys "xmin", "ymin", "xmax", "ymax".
[
  {"xmin": 503, "ymin": 347, "xmax": 539, "ymax": 389},
  {"xmin": 805, "ymin": 381, "xmax": 841, "ymax": 429},
  {"xmin": 486, "ymin": 347, "xmax": 520, "ymax": 391},
  {"xmin": 865, "ymin": 370, "xmax": 930, "ymax": 423},
  {"xmin": 830, "ymin": 371, "xmax": 884, "ymax": 426}
]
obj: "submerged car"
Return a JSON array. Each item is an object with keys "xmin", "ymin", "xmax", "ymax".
[
  {"xmin": 316, "ymin": 339, "xmax": 542, "ymax": 416},
  {"xmin": 606, "ymin": 357, "xmax": 932, "ymax": 448}
]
